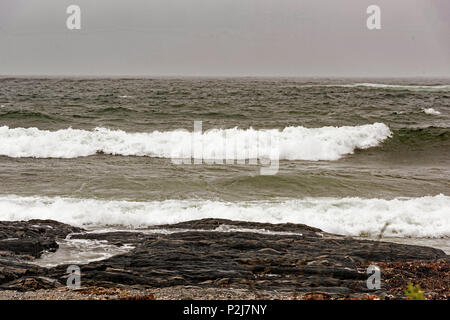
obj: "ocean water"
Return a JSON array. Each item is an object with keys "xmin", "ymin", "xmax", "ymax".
[{"xmin": 0, "ymin": 77, "xmax": 449, "ymax": 251}]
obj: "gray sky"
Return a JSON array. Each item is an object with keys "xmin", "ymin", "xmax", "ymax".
[{"xmin": 0, "ymin": 0, "xmax": 449, "ymax": 77}]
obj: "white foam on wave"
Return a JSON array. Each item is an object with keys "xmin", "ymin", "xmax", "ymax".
[
  {"xmin": 299, "ymin": 83, "xmax": 450, "ymax": 91},
  {"xmin": 422, "ymin": 108, "xmax": 441, "ymax": 115},
  {"xmin": 35, "ymin": 239, "xmax": 134, "ymax": 267},
  {"xmin": 0, "ymin": 123, "xmax": 391, "ymax": 160},
  {"xmin": 0, "ymin": 195, "xmax": 448, "ymax": 238},
  {"xmin": 349, "ymin": 83, "xmax": 450, "ymax": 91}
]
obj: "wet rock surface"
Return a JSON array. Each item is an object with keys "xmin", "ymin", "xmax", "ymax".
[
  {"xmin": 0, "ymin": 220, "xmax": 83, "ymax": 258},
  {"xmin": 0, "ymin": 220, "xmax": 83, "ymax": 290},
  {"xmin": 0, "ymin": 218, "xmax": 448, "ymax": 298}
]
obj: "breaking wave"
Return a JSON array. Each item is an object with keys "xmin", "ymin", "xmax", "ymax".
[
  {"xmin": 0, "ymin": 123, "xmax": 391, "ymax": 160},
  {"xmin": 422, "ymin": 108, "xmax": 442, "ymax": 115},
  {"xmin": 299, "ymin": 83, "xmax": 450, "ymax": 92},
  {"xmin": 0, "ymin": 195, "xmax": 448, "ymax": 238}
]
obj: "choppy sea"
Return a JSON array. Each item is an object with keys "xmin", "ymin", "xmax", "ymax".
[{"xmin": 0, "ymin": 77, "xmax": 449, "ymax": 261}]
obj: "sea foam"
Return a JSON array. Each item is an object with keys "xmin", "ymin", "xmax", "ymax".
[
  {"xmin": 422, "ymin": 108, "xmax": 441, "ymax": 115},
  {"xmin": 0, "ymin": 195, "xmax": 448, "ymax": 238},
  {"xmin": 0, "ymin": 123, "xmax": 391, "ymax": 160},
  {"xmin": 296, "ymin": 83, "xmax": 450, "ymax": 92},
  {"xmin": 347, "ymin": 83, "xmax": 450, "ymax": 91}
]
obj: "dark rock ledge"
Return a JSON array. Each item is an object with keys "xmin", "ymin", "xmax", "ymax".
[{"xmin": 0, "ymin": 219, "xmax": 448, "ymax": 299}]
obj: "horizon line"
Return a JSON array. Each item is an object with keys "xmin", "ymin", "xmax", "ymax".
[{"xmin": 1, "ymin": 74, "xmax": 450, "ymax": 79}]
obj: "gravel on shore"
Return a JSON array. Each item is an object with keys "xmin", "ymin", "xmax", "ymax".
[{"xmin": 0, "ymin": 286, "xmax": 296, "ymax": 300}]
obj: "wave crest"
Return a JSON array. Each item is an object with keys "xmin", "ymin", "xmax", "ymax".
[
  {"xmin": 0, "ymin": 123, "xmax": 392, "ymax": 160},
  {"xmin": 0, "ymin": 195, "xmax": 448, "ymax": 238},
  {"xmin": 422, "ymin": 108, "xmax": 441, "ymax": 115},
  {"xmin": 296, "ymin": 83, "xmax": 450, "ymax": 92}
]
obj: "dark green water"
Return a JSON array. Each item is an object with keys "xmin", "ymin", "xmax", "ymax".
[
  {"xmin": 0, "ymin": 77, "xmax": 448, "ymax": 201},
  {"xmin": 0, "ymin": 77, "xmax": 448, "ymax": 244}
]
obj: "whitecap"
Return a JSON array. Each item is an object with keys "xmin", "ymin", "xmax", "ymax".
[
  {"xmin": 422, "ymin": 108, "xmax": 441, "ymax": 115},
  {"xmin": 0, "ymin": 194, "xmax": 448, "ymax": 238},
  {"xmin": 0, "ymin": 123, "xmax": 392, "ymax": 161}
]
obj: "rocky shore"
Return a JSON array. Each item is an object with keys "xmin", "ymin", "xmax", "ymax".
[{"xmin": 0, "ymin": 219, "xmax": 448, "ymax": 300}]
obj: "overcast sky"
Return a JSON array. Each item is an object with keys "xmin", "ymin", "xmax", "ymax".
[{"xmin": 0, "ymin": 0, "xmax": 449, "ymax": 77}]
